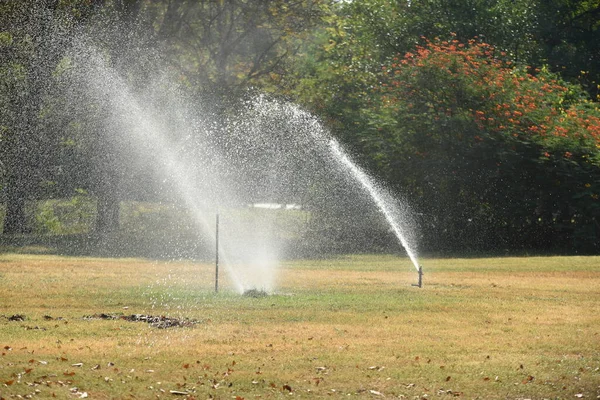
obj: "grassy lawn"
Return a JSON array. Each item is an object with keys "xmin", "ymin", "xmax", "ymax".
[{"xmin": 0, "ymin": 254, "xmax": 599, "ymax": 399}]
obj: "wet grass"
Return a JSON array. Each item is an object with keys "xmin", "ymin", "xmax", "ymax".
[{"xmin": 0, "ymin": 254, "xmax": 599, "ymax": 399}]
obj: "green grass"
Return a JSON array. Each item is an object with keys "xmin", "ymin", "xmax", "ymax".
[{"xmin": 0, "ymin": 254, "xmax": 599, "ymax": 399}]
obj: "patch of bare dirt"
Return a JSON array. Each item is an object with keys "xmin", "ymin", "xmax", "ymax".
[{"xmin": 83, "ymin": 313, "xmax": 198, "ymax": 328}]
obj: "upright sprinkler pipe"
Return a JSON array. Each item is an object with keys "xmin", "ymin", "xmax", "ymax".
[
  {"xmin": 215, "ymin": 213, "xmax": 219, "ymax": 293},
  {"xmin": 412, "ymin": 265, "xmax": 423, "ymax": 288}
]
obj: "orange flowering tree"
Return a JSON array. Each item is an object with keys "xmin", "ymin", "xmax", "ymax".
[{"xmin": 366, "ymin": 37, "xmax": 600, "ymax": 252}]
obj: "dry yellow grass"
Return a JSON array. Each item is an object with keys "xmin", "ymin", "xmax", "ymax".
[{"xmin": 0, "ymin": 254, "xmax": 599, "ymax": 399}]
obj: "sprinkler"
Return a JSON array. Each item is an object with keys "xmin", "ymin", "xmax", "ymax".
[
  {"xmin": 215, "ymin": 212, "xmax": 219, "ymax": 293},
  {"xmin": 411, "ymin": 265, "xmax": 423, "ymax": 288}
]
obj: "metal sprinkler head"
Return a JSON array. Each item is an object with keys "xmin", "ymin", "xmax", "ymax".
[{"xmin": 411, "ymin": 265, "xmax": 423, "ymax": 288}]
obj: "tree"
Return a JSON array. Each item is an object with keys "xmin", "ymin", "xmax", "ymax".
[
  {"xmin": 322, "ymin": 0, "xmax": 600, "ymax": 99},
  {"xmin": 43, "ymin": 0, "xmax": 332, "ymax": 234},
  {"xmin": 288, "ymin": 0, "xmax": 600, "ymax": 252},
  {"xmin": 534, "ymin": 0, "xmax": 600, "ymax": 100},
  {"xmin": 1, "ymin": 0, "xmax": 129, "ymax": 235},
  {"xmin": 139, "ymin": 0, "xmax": 330, "ymax": 101},
  {"xmin": 0, "ymin": 0, "xmax": 73, "ymax": 234},
  {"xmin": 370, "ymin": 38, "xmax": 600, "ymax": 252}
]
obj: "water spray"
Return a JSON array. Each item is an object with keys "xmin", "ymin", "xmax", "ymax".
[
  {"xmin": 327, "ymin": 140, "xmax": 420, "ymax": 272},
  {"xmin": 66, "ymin": 50, "xmax": 420, "ymax": 292}
]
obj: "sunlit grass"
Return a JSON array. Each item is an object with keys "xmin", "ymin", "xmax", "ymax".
[{"xmin": 0, "ymin": 254, "xmax": 599, "ymax": 399}]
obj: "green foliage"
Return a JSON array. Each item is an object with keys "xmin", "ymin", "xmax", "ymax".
[
  {"xmin": 368, "ymin": 38, "xmax": 600, "ymax": 252},
  {"xmin": 34, "ymin": 190, "xmax": 96, "ymax": 235},
  {"xmin": 534, "ymin": 0, "xmax": 600, "ymax": 99},
  {"xmin": 0, "ymin": 0, "xmax": 99, "ymax": 233},
  {"xmin": 137, "ymin": 0, "xmax": 331, "ymax": 99},
  {"xmin": 2, "ymin": 0, "xmax": 600, "ymax": 255}
]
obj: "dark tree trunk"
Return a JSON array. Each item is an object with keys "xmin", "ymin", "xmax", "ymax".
[
  {"xmin": 96, "ymin": 191, "xmax": 120, "ymax": 234},
  {"xmin": 1, "ymin": 1, "xmax": 65, "ymax": 235},
  {"xmin": 95, "ymin": 168, "xmax": 121, "ymax": 234},
  {"xmin": 3, "ymin": 175, "xmax": 31, "ymax": 235}
]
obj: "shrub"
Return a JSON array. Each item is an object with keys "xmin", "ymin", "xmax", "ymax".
[{"xmin": 369, "ymin": 36, "xmax": 600, "ymax": 252}]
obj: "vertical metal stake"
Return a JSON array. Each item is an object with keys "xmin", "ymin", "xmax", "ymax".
[
  {"xmin": 215, "ymin": 213, "xmax": 219, "ymax": 293},
  {"xmin": 412, "ymin": 265, "xmax": 423, "ymax": 288}
]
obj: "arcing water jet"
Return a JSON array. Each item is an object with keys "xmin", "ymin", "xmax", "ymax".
[{"xmin": 30, "ymin": 13, "xmax": 422, "ymax": 292}]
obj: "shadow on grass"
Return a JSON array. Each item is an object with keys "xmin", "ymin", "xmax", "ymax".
[
  {"xmin": 0, "ymin": 233, "xmax": 211, "ymax": 260},
  {"xmin": 0, "ymin": 231, "xmax": 409, "ymax": 261},
  {"xmin": 0, "ymin": 232, "xmax": 578, "ymax": 261}
]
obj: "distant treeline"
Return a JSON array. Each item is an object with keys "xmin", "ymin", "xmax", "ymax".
[{"xmin": 1, "ymin": 0, "xmax": 599, "ymax": 254}]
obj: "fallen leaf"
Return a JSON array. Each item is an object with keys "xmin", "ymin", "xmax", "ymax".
[
  {"xmin": 574, "ymin": 395, "xmax": 583, "ymax": 398},
  {"xmin": 64, "ymin": 371, "xmax": 76, "ymax": 376},
  {"xmin": 183, "ymin": 363, "xmax": 190, "ymax": 369},
  {"xmin": 522, "ymin": 375, "xmax": 534, "ymax": 384},
  {"xmin": 283, "ymin": 384, "xmax": 293, "ymax": 392},
  {"xmin": 72, "ymin": 363, "xmax": 83, "ymax": 367},
  {"xmin": 445, "ymin": 376, "xmax": 451, "ymax": 382},
  {"xmin": 369, "ymin": 390, "xmax": 384, "ymax": 396},
  {"xmin": 5, "ymin": 379, "xmax": 14, "ymax": 386}
]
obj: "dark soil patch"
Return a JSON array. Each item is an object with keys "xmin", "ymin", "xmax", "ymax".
[
  {"xmin": 83, "ymin": 313, "xmax": 198, "ymax": 328},
  {"xmin": 1, "ymin": 314, "xmax": 26, "ymax": 321},
  {"xmin": 242, "ymin": 289, "xmax": 269, "ymax": 298}
]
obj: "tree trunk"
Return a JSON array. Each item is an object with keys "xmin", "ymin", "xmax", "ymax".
[
  {"xmin": 95, "ymin": 189, "xmax": 120, "ymax": 234},
  {"xmin": 3, "ymin": 182, "xmax": 30, "ymax": 235}
]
